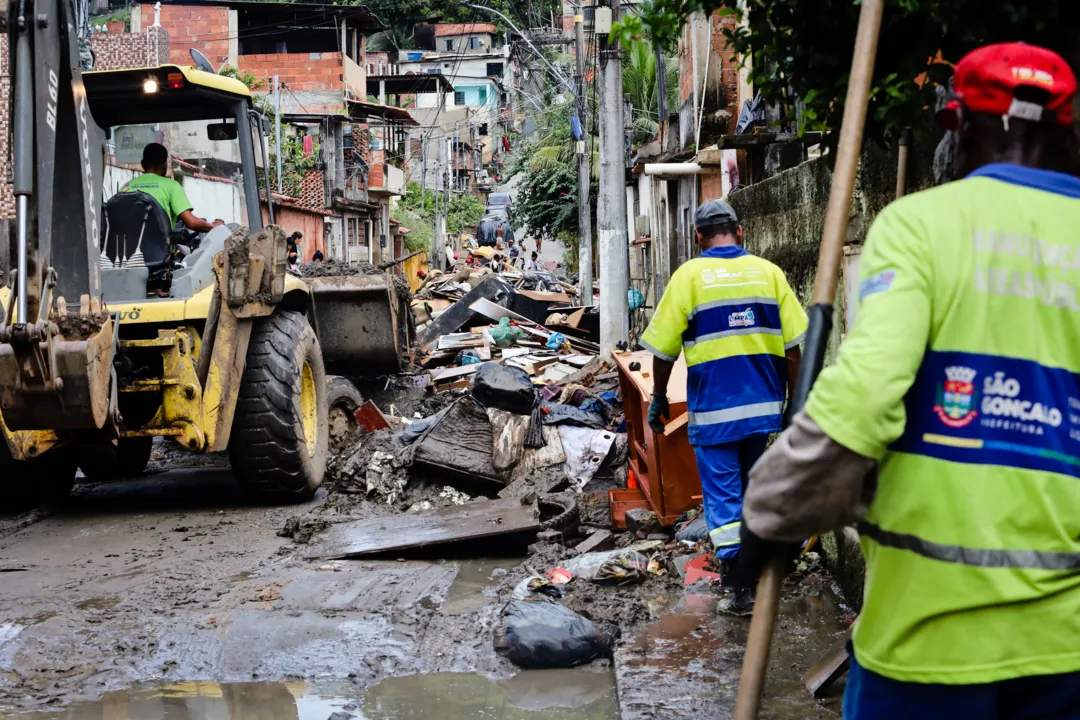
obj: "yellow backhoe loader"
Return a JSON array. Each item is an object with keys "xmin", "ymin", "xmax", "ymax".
[{"xmin": 0, "ymin": 0, "xmax": 403, "ymax": 510}]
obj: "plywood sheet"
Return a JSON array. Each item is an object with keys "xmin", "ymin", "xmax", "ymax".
[{"xmin": 305, "ymin": 497, "xmax": 541, "ymax": 559}]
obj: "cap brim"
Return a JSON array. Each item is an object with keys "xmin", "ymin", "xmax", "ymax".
[{"xmin": 936, "ymin": 98, "xmax": 961, "ymax": 130}]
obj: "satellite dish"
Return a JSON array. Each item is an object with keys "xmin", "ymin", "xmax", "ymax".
[{"xmin": 190, "ymin": 48, "xmax": 216, "ymax": 74}]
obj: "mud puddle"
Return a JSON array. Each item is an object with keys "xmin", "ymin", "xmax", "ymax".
[
  {"xmin": 0, "ymin": 670, "xmax": 617, "ymax": 719},
  {"xmin": 441, "ymin": 558, "xmax": 520, "ymax": 616},
  {"xmin": 615, "ymin": 574, "xmax": 850, "ymax": 719}
]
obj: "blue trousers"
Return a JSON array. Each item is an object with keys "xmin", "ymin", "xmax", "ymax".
[
  {"xmin": 845, "ymin": 648, "xmax": 1080, "ymax": 719},
  {"xmin": 692, "ymin": 434, "xmax": 769, "ymax": 560}
]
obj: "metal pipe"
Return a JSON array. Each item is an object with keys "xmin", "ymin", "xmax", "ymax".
[
  {"xmin": 16, "ymin": 196, "xmax": 28, "ymax": 323},
  {"xmin": 895, "ymin": 127, "xmax": 912, "ymax": 199},
  {"xmin": 643, "ymin": 163, "xmax": 711, "ymax": 176},
  {"xmin": 274, "ymin": 75, "xmax": 282, "ymax": 195}
]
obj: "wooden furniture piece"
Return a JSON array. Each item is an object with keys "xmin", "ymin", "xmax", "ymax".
[{"xmin": 612, "ymin": 350, "xmax": 702, "ymax": 525}]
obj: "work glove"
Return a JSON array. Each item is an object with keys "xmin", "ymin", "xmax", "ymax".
[{"xmin": 648, "ymin": 393, "xmax": 670, "ymax": 435}]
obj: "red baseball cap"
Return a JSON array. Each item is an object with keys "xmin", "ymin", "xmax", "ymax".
[{"xmin": 937, "ymin": 42, "xmax": 1076, "ymax": 130}]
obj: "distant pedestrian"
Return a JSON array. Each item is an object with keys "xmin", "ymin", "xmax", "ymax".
[
  {"xmin": 526, "ymin": 251, "xmax": 538, "ymax": 272},
  {"xmin": 287, "ymin": 231, "xmax": 301, "ymax": 268}
]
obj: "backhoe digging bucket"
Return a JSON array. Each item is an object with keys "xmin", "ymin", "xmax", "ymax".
[
  {"xmin": 307, "ymin": 275, "xmax": 402, "ymax": 375},
  {"xmin": 0, "ymin": 316, "xmax": 115, "ymax": 431}
]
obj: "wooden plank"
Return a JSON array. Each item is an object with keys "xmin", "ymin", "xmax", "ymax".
[
  {"xmin": 304, "ymin": 497, "xmax": 541, "ymax": 560},
  {"xmin": 430, "ymin": 363, "xmax": 483, "ymax": 382},
  {"xmin": 612, "ymin": 351, "xmax": 689, "ymax": 404}
]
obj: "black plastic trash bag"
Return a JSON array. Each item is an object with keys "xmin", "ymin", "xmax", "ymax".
[
  {"xmin": 471, "ymin": 363, "xmax": 536, "ymax": 414},
  {"xmin": 494, "ymin": 600, "xmax": 617, "ymax": 669}
]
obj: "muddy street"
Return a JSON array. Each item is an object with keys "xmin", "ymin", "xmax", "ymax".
[{"xmin": 0, "ymin": 453, "xmax": 851, "ymax": 719}]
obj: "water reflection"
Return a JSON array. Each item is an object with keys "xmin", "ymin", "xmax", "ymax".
[{"xmin": 0, "ymin": 670, "xmax": 617, "ymax": 720}]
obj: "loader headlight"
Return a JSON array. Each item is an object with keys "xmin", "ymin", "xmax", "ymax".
[{"xmin": 143, "ymin": 78, "xmax": 159, "ymax": 94}]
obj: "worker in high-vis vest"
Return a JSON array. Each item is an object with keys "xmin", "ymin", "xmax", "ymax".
[
  {"xmin": 743, "ymin": 43, "xmax": 1080, "ymax": 715},
  {"xmin": 642, "ymin": 199, "xmax": 807, "ymax": 615}
]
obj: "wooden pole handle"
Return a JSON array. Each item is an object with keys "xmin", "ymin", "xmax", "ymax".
[
  {"xmin": 733, "ymin": 0, "xmax": 884, "ymax": 717},
  {"xmin": 809, "ymin": 0, "xmax": 884, "ymax": 306}
]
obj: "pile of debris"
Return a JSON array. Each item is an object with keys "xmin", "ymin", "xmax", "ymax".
[{"xmin": 412, "ymin": 271, "xmax": 606, "ymax": 393}]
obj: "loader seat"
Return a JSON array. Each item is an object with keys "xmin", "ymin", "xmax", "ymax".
[
  {"xmin": 101, "ymin": 190, "xmax": 171, "ymax": 269},
  {"xmin": 100, "ymin": 190, "xmax": 171, "ymax": 300}
]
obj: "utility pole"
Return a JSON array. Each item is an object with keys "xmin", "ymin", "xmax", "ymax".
[
  {"xmin": 273, "ymin": 75, "xmax": 282, "ymax": 195},
  {"xmin": 596, "ymin": 0, "xmax": 629, "ymax": 357},
  {"xmin": 420, "ymin": 138, "xmax": 427, "ymax": 212},
  {"xmin": 575, "ymin": 13, "xmax": 593, "ymax": 307},
  {"xmin": 433, "ymin": 158, "xmax": 444, "ymax": 271}
]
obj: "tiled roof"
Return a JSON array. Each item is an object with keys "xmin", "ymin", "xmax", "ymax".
[{"xmin": 433, "ymin": 22, "xmax": 497, "ymax": 36}]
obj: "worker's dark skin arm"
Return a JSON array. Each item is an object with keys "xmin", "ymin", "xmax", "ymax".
[
  {"xmin": 648, "ymin": 357, "xmax": 675, "ymax": 434},
  {"xmin": 785, "ymin": 347, "xmax": 801, "ymax": 399},
  {"xmin": 178, "ymin": 209, "xmax": 222, "ymax": 234}
]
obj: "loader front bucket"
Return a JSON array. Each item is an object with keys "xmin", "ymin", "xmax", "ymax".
[
  {"xmin": 0, "ymin": 316, "xmax": 115, "ymax": 431},
  {"xmin": 306, "ymin": 274, "xmax": 402, "ymax": 375}
]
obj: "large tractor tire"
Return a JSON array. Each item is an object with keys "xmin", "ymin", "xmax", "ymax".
[
  {"xmin": 229, "ymin": 311, "xmax": 329, "ymax": 503},
  {"xmin": 0, "ymin": 443, "xmax": 78, "ymax": 513},
  {"xmin": 78, "ymin": 437, "xmax": 154, "ymax": 483},
  {"xmin": 326, "ymin": 376, "xmax": 364, "ymax": 446}
]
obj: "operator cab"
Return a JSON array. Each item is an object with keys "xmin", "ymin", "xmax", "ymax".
[{"xmin": 83, "ymin": 65, "xmax": 269, "ymax": 302}]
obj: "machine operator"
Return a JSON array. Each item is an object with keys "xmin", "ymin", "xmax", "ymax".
[{"xmin": 120, "ymin": 143, "xmax": 223, "ymax": 233}]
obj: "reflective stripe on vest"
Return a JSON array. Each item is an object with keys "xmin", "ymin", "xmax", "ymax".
[
  {"xmin": 689, "ymin": 400, "xmax": 784, "ymax": 427},
  {"xmin": 710, "ymin": 521, "xmax": 741, "ymax": 548},
  {"xmin": 860, "ymin": 521, "xmax": 1080, "ymax": 571}
]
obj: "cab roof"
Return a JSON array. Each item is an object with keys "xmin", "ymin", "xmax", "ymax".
[{"xmin": 83, "ymin": 65, "xmax": 253, "ymax": 127}]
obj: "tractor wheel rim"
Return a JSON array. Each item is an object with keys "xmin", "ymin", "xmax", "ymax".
[{"xmin": 300, "ymin": 361, "xmax": 318, "ymax": 458}]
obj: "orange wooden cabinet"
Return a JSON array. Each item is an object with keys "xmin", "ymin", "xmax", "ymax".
[{"xmin": 612, "ymin": 351, "xmax": 702, "ymax": 526}]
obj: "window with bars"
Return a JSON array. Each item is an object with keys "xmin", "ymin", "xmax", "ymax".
[{"xmin": 454, "ymin": 91, "xmax": 466, "ymax": 106}]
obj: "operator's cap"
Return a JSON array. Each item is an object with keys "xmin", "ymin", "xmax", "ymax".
[
  {"xmin": 937, "ymin": 42, "xmax": 1076, "ymax": 130},
  {"xmin": 694, "ymin": 199, "xmax": 739, "ymax": 228}
]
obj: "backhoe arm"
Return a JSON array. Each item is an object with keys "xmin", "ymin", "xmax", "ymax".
[{"xmin": 0, "ymin": 0, "xmax": 114, "ymax": 432}]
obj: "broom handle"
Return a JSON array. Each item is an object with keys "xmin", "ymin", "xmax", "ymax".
[{"xmin": 733, "ymin": 1, "xmax": 884, "ymax": 717}]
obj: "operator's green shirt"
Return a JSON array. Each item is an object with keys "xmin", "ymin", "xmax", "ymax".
[
  {"xmin": 120, "ymin": 173, "xmax": 192, "ymax": 228},
  {"xmin": 806, "ymin": 163, "xmax": 1080, "ymax": 685}
]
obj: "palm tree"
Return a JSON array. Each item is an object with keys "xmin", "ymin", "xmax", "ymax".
[{"xmin": 622, "ymin": 39, "xmax": 679, "ymax": 146}]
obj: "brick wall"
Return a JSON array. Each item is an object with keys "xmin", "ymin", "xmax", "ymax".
[
  {"xmin": 678, "ymin": 11, "xmax": 741, "ymax": 138},
  {"xmin": 139, "ymin": 3, "xmax": 230, "ymax": 67},
  {"xmin": 713, "ymin": 13, "xmax": 739, "ymax": 135},
  {"xmin": 0, "ymin": 30, "xmax": 172, "ymax": 219},
  {"xmin": 90, "ymin": 26, "xmax": 170, "ymax": 70},
  {"xmin": 239, "ymin": 52, "xmax": 343, "ymax": 92}
]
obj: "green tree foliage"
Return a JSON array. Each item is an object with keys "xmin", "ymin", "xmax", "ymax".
[
  {"xmin": 509, "ymin": 40, "xmax": 674, "ymax": 262},
  {"xmin": 618, "ymin": 1, "xmax": 1080, "ymax": 148},
  {"xmin": 508, "ymin": 102, "xmax": 597, "ymax": 250},
  {"xmin": 397, "ymin": 181, "xmax": 486, "ymax": 250},
  {"xmin": 623, "ymin": 39, "xmax": 679, "ymax": 146},
  {"xmin": 349, "ymin": 0, "xmax": 538, "ymax": 50}
]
